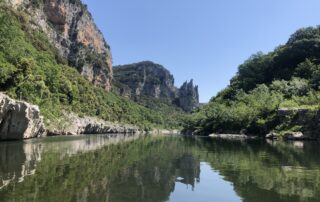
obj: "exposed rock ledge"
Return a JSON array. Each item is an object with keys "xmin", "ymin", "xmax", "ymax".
[
  {"xmin": 0, "ymin": 93, "xmax": 46, "ymax": 140},
  {"xmin": 47, "ymin": 113, "xmax": 180, "ymax": 136},
  {"xmin": 209, "ymin": 134, "xmax": 258, "ymax": 140},
  {"xmin": 0, "ymin": 93, "xmax": 178, "ymax": 140},
  {"xmin": 47, "ymin": 112, "xmax": 141, "ymax": 136}
]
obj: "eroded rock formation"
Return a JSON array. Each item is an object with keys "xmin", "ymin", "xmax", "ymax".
[
  {"xmin": 113, "ymin": 61, "xmax": 199, "ymax": 112},
  {"xmin": 114, "ymin": 61, "xmax": 177, "ymax": 99},
  {"xmin": 178, "ymin": 80, "xmax": 199, "ymax": 112},
  {"xmin": 5, "ymin": 0, "xmax": 113, "ymax": 90}
]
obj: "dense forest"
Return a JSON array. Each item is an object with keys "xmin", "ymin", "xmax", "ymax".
[
  {"xmin": 0, "ymin": 6, "xmax": 187, "ymax": 130},
  {"xmin": 184, "ymin": 26, "xmax": 320, "ymax": 137}
]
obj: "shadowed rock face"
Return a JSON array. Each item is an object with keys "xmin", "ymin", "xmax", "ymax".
[
  {"xmin": 113, "ymin": 61, "xmax": 199, "ymax": 112},
  {"xmin": 0, "ymin": 93, "xmax": 46, "ymax": 140},
  {"xmin": 5, "ymin": 0, "xmax": 113, "ymax": 90}
]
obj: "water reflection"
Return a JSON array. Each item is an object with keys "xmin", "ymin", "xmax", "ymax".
[
  {"xmin": 0, "ymin": 135, "xmax": 320, "ymax": 202},
  {"xmin": 0, "ymin": 134, "xmax": 142, "ymax": 189}
]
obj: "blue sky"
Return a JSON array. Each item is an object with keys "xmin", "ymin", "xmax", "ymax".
[{"xmin": 82, "ymin": 0, "xmax": 320, "ymax": 102}]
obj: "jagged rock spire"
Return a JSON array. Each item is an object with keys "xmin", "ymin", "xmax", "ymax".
[{"xmin": 178, "ymin": 80, "xmax": 199, "ymax": 112}]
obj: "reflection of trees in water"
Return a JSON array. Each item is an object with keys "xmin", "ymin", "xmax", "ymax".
[
  {"xmin": 0, "ymin": 135, "xmax": 202, "ymax": 202},
  {"xmin": 0, "ymin": 134, "xmax": 141, "ymax": 190},
  {"xmin": 193, "ymin": 138, "xmax": 320, "ymax": 202},
  {"xmin": 1, "ymin": 135, "xmax": 320, "ymax": 202}
]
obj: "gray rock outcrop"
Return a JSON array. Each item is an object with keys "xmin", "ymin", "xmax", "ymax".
[
  {"xmin": 113, "ymin": 61, "xmax": 199, "ymax": 112},
  {"xmin": 5, "ymin": 0, "xmax": 113, "ymax": 90},
  {"xmin": 0, "ymin": 93, "xmax": 46, "ymax": 140},
  {"xmin": 114, "ymin": 61, "xmax": 177, "ymax": 99},
  {"xmin": 47, "ymin": 112, "xmax": 141, "ymax": 136},
  {"xmin": 283, "ymin": 131, "xmax": 305, "ymax": 140},
  {"xmin": 178, "ymin": 80, "xmax": 199, "ymax": 112}
]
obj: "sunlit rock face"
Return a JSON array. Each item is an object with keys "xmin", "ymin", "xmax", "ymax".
[
  {"xmin": 178, "ymin": 80, "xmax": 199, "ymax": 112},
  {"xmin": 47, "ymin": 112, "xmax": 140, "ymax": 136},
  {"xmin": 113, "ymin": 61, "xmax": 199, "ymax": 112},
  {"xmin": 114, "ymin": 61, "xmax": 178, "ymax": 99},
  {"xmin": 0, "ymin": 93, "xmax": 46, "ymax": 140},
  {"xmin": 5, "ymin": 0, "xmax": 113, "ymax": 90}
]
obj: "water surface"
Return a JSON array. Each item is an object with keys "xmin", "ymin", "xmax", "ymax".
[{"xmin": 0, "ymin": 134, "xmax": 319, "ymax": 202}]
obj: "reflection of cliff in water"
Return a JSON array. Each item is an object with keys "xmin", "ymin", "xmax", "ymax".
[
  {"xmin": 0, "ymin": 134, "xmax": 142, "ymax": 189},
  {"xmin": 0, "ymin": 142, "xmax": 40, "ymax": 189},
  {"xmin": 105, "ymin": 153, "xmax": 200, "ymax": 202},
  {"xmin": 2, "ymin": 135, "xmax": 320, "ymax": 202},
  {"xmin": 174, "ymin": 154, "xmax": 200, "ymax": 189},
  {"xmin": 0, "ymin": 135, "xmax": 202, "ymax": 202},
  {"xmin": 73, "ymin": 137, "xmax": 202, "ymax": 202}
]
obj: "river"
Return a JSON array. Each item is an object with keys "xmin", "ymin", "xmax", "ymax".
[{"xmin": 0, "ymin": 134, "xmax": 319, "ymax": 202}]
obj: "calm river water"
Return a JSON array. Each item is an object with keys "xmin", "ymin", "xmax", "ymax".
[{"xmin": 0, "ymin": 134, "xmax": 319, "ymax": 202}]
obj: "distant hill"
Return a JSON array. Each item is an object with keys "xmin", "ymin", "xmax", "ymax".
[{"xmin": 113, "ymin": 61, "xmax": 199, "ymax": 112}]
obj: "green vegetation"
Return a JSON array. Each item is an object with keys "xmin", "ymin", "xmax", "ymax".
[
  {"xmin": 0, "ymin": 6, "xmax": 185, "ymax": 130},
  {"xmin": 1, "ymin": 135, "xmax": 320, "ymax": 202},
  {"xmin": 0, "ymin": 136, "xmax": 195, "ymax": 202},
  {"xmin": 184, "ymin": 26, "xmax": 320, "ymax": 136}
]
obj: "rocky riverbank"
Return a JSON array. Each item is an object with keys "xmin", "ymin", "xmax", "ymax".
[
  {"xmin": 0, "ymin": 93, "xmax": 46, "ymax": 140},
  {"xmin": 46, "ymin": 112, "xmax": 141, "ymax": 136},
  {"xmin": 209, "ymin": 134, "xmax": 258, "ymax": 140},
  {"xmin": 0, "ymin": 93, "xmax": 179, "ymax": 140},
  {"xmin": 208, "ymin": 133, "xmax": 318, "ymax": 141}
]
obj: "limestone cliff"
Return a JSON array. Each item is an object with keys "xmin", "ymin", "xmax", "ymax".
[
  {"xmin": 4, "ymin": 0, "xmax": 113, "ymax": 90},
  {"xmin": 178, "ymin": 80, "xmax": 199, "ymax": 112},
  {"xmin": 113, "ymin": 61, "xmax": 199, "ymax": 112},
  {"xmin": 114, "ymin": 61, "xmax": 177, "ymax": 99}
]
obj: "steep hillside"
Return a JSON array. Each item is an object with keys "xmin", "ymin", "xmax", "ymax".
[
  {"xmin": 113, "ymin": 61, "xmax": 199, "ymax": 112},
  {"xmin": 184, "ymin": 26, "xmax": 320, "ymax": 138},
  {"xmin": 0, "ymin": 3, "xmax": 186, "ymax": 130},
  {"xmin": 5, "ymin": 0, "xmax": 113, "ymax": 90}
]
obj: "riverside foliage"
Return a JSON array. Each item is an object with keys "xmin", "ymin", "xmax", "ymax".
[{"xmin": 184, "ymin": 26, "xmax": 320, "ymax": 136}]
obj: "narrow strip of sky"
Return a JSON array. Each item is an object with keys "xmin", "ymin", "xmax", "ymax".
[{"xmin": 82, "ymin": 0, "xmax": 320, "ymax": 102}]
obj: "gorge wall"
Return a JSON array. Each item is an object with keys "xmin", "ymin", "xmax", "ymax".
[
  {"xmin": 4, "ymin": 0, "xmax": 113, "ymax": 90},
  {"xmin": 113, "ymin": 61, "xmax": 199, "ymax": 112}
]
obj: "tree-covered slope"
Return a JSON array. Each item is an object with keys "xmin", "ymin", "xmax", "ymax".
[
  {"xmin": 0, "ymin": 6, "xmax": 186, "ymax": 130},
  {"xmin": 184, "ymin": 26, "xmax": 320, "ymax": 136}
]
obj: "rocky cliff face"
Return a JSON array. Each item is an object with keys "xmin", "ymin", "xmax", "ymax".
[
  {"xmin": 5, "ymin": 0, "xmax": 113, "ymax": 90},
  {"xmin": 0, "ymin": 93, "xmax": 46, "ymax": 140},
  {"xmin": 114, "ymin": 61, "xmax": 177, "ymax": 99},
  {"xmin": 178, "ymin": 80, "xmax": 199, "ymax": 112},
  {"xmin": 113, "ymin": 61, "xmax": 199, "ymax": 112}
]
